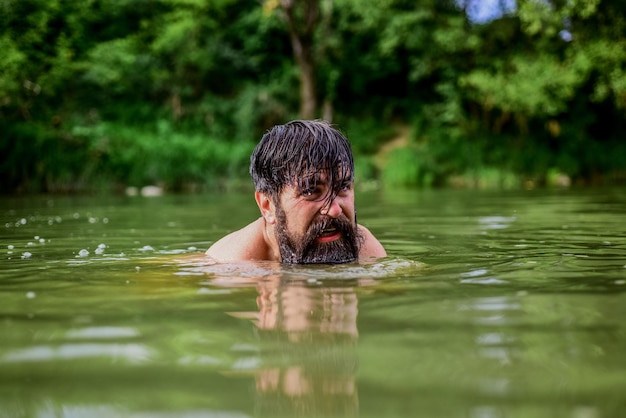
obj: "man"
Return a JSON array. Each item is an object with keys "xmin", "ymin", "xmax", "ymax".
[{"xmin": 206, "ymin": 119, "xmax": 387, "ymax": 264}]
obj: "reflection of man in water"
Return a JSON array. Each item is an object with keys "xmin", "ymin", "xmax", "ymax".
[
  {"xmin": 249, "ymin": 277, "xmax": 361, "ymax": 417},
  {"xmin": 206, "ymin": 120, "xmax": 386, "ymax": 264}
]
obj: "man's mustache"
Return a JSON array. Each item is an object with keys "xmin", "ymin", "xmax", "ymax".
[{"xmin": 306, "ymin": 214, "xmax": 354, "ymax": 240}]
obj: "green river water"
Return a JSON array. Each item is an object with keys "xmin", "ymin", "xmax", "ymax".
[{"xmin": 1, "ymin": 187, "xmax": 625, "ymax": 418}]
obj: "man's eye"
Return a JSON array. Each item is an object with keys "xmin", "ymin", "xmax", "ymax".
[
  {"xmin": 301, "ymin": 187, "xmax": 317, "ymax": 197},
  {"xmin": 339, "ymin": 182, "xmax": 352, "ymax": 192}
]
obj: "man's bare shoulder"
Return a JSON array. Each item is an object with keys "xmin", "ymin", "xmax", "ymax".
[
  {"xmin": 357, "ymin": 224, "xmax": 387, "ymax": 260},
  {"xmin": 206, "ymin": 218, "xmax": 270, "ymax": 262}
]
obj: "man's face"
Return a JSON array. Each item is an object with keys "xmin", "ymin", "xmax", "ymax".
[{"xmin": 273, "ymin": 176, "xmax": 361, "ymax": 264}]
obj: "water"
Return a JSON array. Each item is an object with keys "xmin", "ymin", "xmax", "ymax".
[{"xmin": 1, "ymin": 188, "xmax": 625, "ymax": 418}]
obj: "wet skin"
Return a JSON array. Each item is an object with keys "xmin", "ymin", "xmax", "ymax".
[{"xmin": 205, "ymin": 178, "xmax": 386, "ymax": 263}]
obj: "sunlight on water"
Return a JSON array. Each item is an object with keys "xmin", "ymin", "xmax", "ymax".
[
  {"xmin": 3, "ymin": 343, "xmax": 153, "ymax": 363},
  {"xmin": 1, "ymin": 189, "xmax": 625, "ymax": 417}
]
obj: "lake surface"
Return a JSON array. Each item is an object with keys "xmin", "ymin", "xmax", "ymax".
[{"xmin": 1, "ymin": 187, "xmax": 625, "ymax": 418}]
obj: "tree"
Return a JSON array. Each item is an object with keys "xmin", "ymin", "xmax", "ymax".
[{"xmin": 264, "ymin": 0, "xmax": 324, "ymax": 119}]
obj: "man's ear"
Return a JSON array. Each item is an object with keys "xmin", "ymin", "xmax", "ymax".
[{"xmin": 255, "ymin": 191, "xmax": 276, "ymax": 224}]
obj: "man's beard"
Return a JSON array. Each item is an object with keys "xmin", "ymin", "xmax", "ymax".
[{"xmin": 275, "ymin": 204, "xmax": 362, "ymax": 264}]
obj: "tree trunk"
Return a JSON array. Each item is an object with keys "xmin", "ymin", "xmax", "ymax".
[{"xmin": 280, "ymin": 0, "xmax": 319, "ymax": 119}]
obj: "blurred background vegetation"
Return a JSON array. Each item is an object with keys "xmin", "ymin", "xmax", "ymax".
[{"xmin": 1, "ymin": 0, "xmax": 625, "ymax": 194}]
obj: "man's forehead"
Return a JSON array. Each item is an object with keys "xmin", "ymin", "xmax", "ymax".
[{"xmin": 297, "ymin": 167, "xmax": 353, "ymax": 184}]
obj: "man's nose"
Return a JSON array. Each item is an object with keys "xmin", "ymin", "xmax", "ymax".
[{"xmin": 320, "ymin": 197, "xmax": 342, "ymax": 218}]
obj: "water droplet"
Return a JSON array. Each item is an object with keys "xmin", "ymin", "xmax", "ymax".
[
  {"xmin": 88, "ymin": 217, "xmax": 97, "ymax": 224},
  {"xmin": 78, "ymin": 249, "xmax": 89, "ymax": 257},
  {"xmin": 8, "ymin": 245, "xmax": 14, "ymax": 250},
  {"xmin": 22, "ymin": 252, "xmax": 32, "ymax": 259},
  {"xmin": 138, "ymin": 245, "xmax": 155, "ymax": 252},
  {"xmin": 135, "ymin": 266, "xmax": 141, "ymax": 272},
  {"xmin": 26, "ymin": 291, "xmax": 36, "ymax": 299},
  {"xmin": 102, "ymin": 218, "xmax": 109, "ymax": 224},
  {"xmin": 19, "ymin": 218, "xmax": 27, "ymax": 225},
  {"xmin": 34, "ymin": 236, "xmax": 40, "ymax": 240},
  {"xmin": 39, "ymin": 238, "xmax": 45, "ymax": 243},
  {"xmin": 187, "ymin": 246, "xmax": 197, "ymax": 251}
]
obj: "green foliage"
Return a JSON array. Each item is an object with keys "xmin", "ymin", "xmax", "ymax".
[
  {"xmin": 517, "ymin": 0, "xmax": 600, "ymax": 37},
  {"xmin": 0, "ymin": 35, "xmax": 26, "ymax": 104},
  {"xmin": 381, "ymin": 147, "xmax": 423, "ymax": 188},
  {"xmin": 82, "ymin": 37, "xmax": 146, "ymax": 95},
  {"xmin": 578, "ymin": 40, "xmax": 626, "ymax": 108},
  {"xmin": 0, "ymin": 116, "xmax": 254, "ymax": 194},
  {"xmin": 1, "ymin": 0, "xmax": 625, "ymax": 193},
  {"xmin": 460, "ymin": 53, "xmax": 589, "ymax": 116},
  {"xmin": 341, "ymin": 117, "xmax": 396, "ymax": 155},
  {"xmin": 0, "ymin": 122, "xmax": 95, "ymax": 192},
  {"xmin": 71, "ymin": 119, "xmax": 255, "ymax": 190}
]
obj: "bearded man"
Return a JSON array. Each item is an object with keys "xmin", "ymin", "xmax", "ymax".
[{"xmin": 206, "ymin": 120, "xmax": 386, "ymax": 264}]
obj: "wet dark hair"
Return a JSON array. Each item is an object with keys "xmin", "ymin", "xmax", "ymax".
[{"xmin": 250, "ymin": 120, "xmax": 355, "ymax": 204}]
